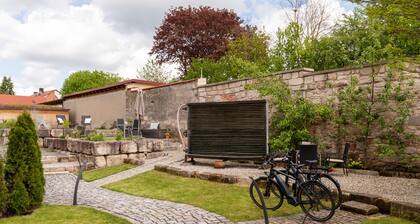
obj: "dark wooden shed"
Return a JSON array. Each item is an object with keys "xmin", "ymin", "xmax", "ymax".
[{"xmin": 186, "ymin": 100, "xmax": 268, "ymax": 160}]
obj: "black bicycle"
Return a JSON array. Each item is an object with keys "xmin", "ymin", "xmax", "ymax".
[
  {"xmin": 282, "ymin": 158, "xmax": 342, "ymax": 210},
  {"xmin": 250, "ymin": 155, "xmax": 336, "ymax": 222}
]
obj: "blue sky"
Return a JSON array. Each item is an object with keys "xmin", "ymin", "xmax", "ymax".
[{"xmin": 0, "ymin": 0, "xmax": 355, "ymax": 95}]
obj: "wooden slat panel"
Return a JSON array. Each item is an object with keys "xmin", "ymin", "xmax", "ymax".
[{"xmin": 187, "ymin": 100, "xmax": 267, "ymax": 159}]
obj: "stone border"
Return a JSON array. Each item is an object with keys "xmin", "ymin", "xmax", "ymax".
[
  {"xmin": 155, "ymin": 164, "xmax": 420, "ymax": 223},
  {"xmin": 342, "ymin": 191, "xmax": 420, "ymax": 223},
  {"xmin": 43, "ymin": 138, "xmax": 179, "ymax": 168},
  {"xmin": 154, "ymin": 164, "xmax": 247, "ymax": 184}
]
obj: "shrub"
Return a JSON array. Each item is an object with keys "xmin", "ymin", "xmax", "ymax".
[
  {"xmin": 348, "ymin": 159, "xmax": 364, "ymax": 169},
  {"xmin": 6, "ymin": 173, "xmax": 30, "ymax": 215},
  {"xmin": 0, "ymin": 160, "xmax": 7, "ymax": 216},
  {"xmin": 4, "ymin": 112, "xmax": 44, "ymax": 214},
  {"xmin": 87, "ymin": 133, "xmax": 104, "ymax": 141},
  {"xmin": 251, "ymin": 77, "xmax": 332, "ymax": 152},
  {"xmin": 0, "ymin": 119, "xmax": 16, "ymax": 129},
  {"xmin": 63, "ymin": 120, "xmax": 70, "ymax": 129},
  {"xmin": 115, "ymin": 130, "xmax": 123, "ymax": 141}
]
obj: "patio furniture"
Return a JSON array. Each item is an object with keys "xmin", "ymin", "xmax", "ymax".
[
  {"xmin": 326, "ymin": 143, "xmax": 350, "ymax": 176},
  {"xmin": 298, "ymin": 142, "xmax": 319, "ymax": 165},
  {"xmin": 81, "ymin": 115, "xmax": 92, "ymax": 135},
  {"xmin": 142, "ymin": 122, "xmax": 160, "ymax": 138},
  {"xmin": 56, "ymin": 115, "xmax": 66, "ymax": 128},
  {"xmin": 116, "ymin": 118, "xmax": 129, "ymax": 137},
  {"xmin": 186, "ymin": 100, "xmax": 268, "ymax": 161},
  {"xmin": 116, "ymin": 118, "xmax": 125, "ymax": 131},
  {"xmin": 132, "ymin": 119, "xmax": 141, "ymax": 136},
  {"xmin": 81, "ymin": 115, "xmax": 92, "ymax": 127}
]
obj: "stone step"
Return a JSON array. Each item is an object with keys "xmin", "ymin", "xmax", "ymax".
[
  {"xmin": 44, "ymin": 171, "xmax": 70, "ymax": 175},
  {"xmin": 41, "ymin": 156, "xmax": 58, "ymax": 164},
  {"xmin": 42, "ymin": 150, "xmax": 78, "ymax": 163},
  {"xmin": 341, "ymin": 201, "xmax": 379, "ymax": 215},
  {"xmin": 43, "ymin": 162, "xmax": 80, "ymax": 173}
]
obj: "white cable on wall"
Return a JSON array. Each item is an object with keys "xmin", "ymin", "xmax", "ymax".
[{"xmin": 176, "ymin": 104, "xmax": 187, "ymax": 151}]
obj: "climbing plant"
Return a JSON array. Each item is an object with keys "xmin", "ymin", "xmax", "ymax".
[
  {"xmin": 252, "ymin": 77, "xmax": 332, "ymax": 152},
  {"xmin": 333, "ymin": 62, "xmax": 415, "ymax": 162}
]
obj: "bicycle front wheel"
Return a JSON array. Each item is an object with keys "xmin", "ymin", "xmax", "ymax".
[
  {"xmin": 297, "ymin": 180, "xmax": 335, "ymax": 222},
  {"xmin": 317, "ymin": 174, "xmax": 342, "ymax": 209},
  {"xmin": 249, "ymin": 176, "xmax": 284, "ymax": 211}
]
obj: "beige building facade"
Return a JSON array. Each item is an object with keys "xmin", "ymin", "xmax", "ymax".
[
  {"xmin": 0, "ymin": 105, "xmax": 69, "ymax": 129},
  {"xmin": 58, "ymin": 79, "xmax": 161, "ymax": 128}
]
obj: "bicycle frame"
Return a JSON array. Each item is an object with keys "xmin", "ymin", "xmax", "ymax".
[{"xmin": 266, "ymin": 165, "xmax": 303, "ymax": 206}]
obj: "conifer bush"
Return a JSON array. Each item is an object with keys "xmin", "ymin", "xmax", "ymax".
[
  {"xmin": 0, "ymin": 159, "xmax": 8, "ymax": 216},
  {"xmin": 4, "ymin": 112, "xmax": 44, "ymax": 215}
]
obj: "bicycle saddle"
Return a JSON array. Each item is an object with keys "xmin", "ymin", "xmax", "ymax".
[{"xmin": 305, "ymin": 160, "xmax": 318, "ymax": 165}]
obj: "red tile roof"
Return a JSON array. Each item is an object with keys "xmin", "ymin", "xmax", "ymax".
[
  {"xmin": 32, "ymin": 90, "xmax": 59, "ymax": 102},
  {"xmin": 0, "ymin": 90, "xmax": 60, "ymax": 106},
  {"xmin": 62, "ymin": 79, "xmax": 163, "ymax": 99}
]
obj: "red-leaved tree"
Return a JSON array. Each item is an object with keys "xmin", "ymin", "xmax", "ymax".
[{"xmin": 150, "ymin": 6, "xmax": 245, "ymax": 75}]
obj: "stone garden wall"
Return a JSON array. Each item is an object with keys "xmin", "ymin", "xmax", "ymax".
[
  {"xmin": 133, "ymin": 62, "xmax": 420, "ymax": 175},
  {"xmin": 43, "ymin": 137, "xmax": 181, "ymax": 168},
  {"xmin": 195, "ymin": 63, "xmax": 420, "ymax": 175}
]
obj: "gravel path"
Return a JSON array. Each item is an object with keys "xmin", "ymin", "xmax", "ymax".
[
  {"xmin": 333, "ymin": 173, "xmax": 420, "ymax": 205},
  {"xmin": 168, "ymin": 159, "xmax": 420, "ymax": 206},
  {"xmin": 45, "ymin": 173, "xmax": 230, "ymax": 224},
  {"xmin": 90, "ymin": 150, "xmax": 184, "ymax": 187}
]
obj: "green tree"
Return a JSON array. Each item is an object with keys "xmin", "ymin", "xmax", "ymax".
[
  {"xmin": 138, "ymin": 59, "xmax": 169, "ymax": 83},
  {"xmin": 185, "ymin": 55, "xmax": 262, "ymax": 83},
  {"xmin": 0, "ymin": 159, "xmax": 7, "ymax": 216},
  {"xmin": 61, "ymin": 70, "xmax": 122, "ymax": 95},
  {"xmin": 4, "ymin": 112, "xmax": 44, "ymax": 214},
  {"xmin": 271, "ymin": 22, "xmax": 305, "ymax": 71},
  {"xmin": 227, "ymin": 30, "xmax": 270, "ymax": 67},
  {"xmin": 0, "ymin": 77, "xmax": 14, "ymax": 95},
  {"xmin": 350, "ymin": 0, "xmax": 420, "ymax": 56}
]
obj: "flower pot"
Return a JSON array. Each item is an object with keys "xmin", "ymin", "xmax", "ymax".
[{"xmin": 214, "ymin": 160, "xmax": 225, "ymax": 169}]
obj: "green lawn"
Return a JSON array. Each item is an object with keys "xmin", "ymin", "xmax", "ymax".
[
  {"xmin": 83, "ymin": 164, "xmax": 137, "ymax": 182},
  {"xmin": 104, "ymin": 170, "xmax": 301, "ymax": 222},
  {"xmin": 362, "ymin": 216, "xmax": 415, "ymax": 224},
  {"xmin": 0, "ymin": 205, "xmax": 130, "ymax": 224}
]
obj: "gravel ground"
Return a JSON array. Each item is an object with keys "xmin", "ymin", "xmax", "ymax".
[
  {"xmin": 168, "ymin": 159, "xmax": 420, "ymax": 205},
  {"xmin": 333, "ymin": 173, "xmax": 420, "ymax": 205}
]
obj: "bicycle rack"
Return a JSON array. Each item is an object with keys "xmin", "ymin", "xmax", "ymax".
[
  {"xmin": 73, "ymin": 154, "xmax": 87, "ymax": 205},
  {"xmin": 250, "ymin": 177, "xmax": 269, "ymax": 224}
]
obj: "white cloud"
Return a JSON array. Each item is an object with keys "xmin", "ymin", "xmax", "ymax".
[
  {"xmin": 0, "ymin": 0, "xmax": 352, "ymax": 95},
  {"xmin": 91, "ymin": 0, "xmax": 247, "ymax": 34}
]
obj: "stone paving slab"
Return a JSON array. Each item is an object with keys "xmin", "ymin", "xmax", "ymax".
[{"xmin": 90, "ymin": 150, "xmax": 184, "ymax": 187}]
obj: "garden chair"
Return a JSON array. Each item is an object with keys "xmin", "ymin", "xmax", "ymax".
[
  {"xmin": 116, "ymin": 118, "xmax": 125, "ymax": 132},
  {"xmin": 81, "ymin": 115, "xmax": 92, "ymax": 135},
  {"xmin": 142, "ymin": 122, "xmax": 160, "ymax": 138},
  {"xmin": 56, "ymin": 115, "xmax": 66, "ymax": 128},
  {"xmin": 132, "ymin": 119, "xmax": 141, "ymax": 136},
  {"xmin": 298, "ymin": 142, "xmax": 319, "ymax": 165},
  {"xmin": 116, "ymin": 118, "xmax": 126, "ymax": 138},
  {"xmin": 326, "ymin": 143, "xmax": 350, "ymax": 176}
]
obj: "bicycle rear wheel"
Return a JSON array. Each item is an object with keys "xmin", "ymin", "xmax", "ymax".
[
  {"xmin": 297, "ymin": 180, "xmax": 335, "ymax": 222},
  {"xmin": 249, "ymin": 176, "xmax": 284, "ymax": 210}
]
